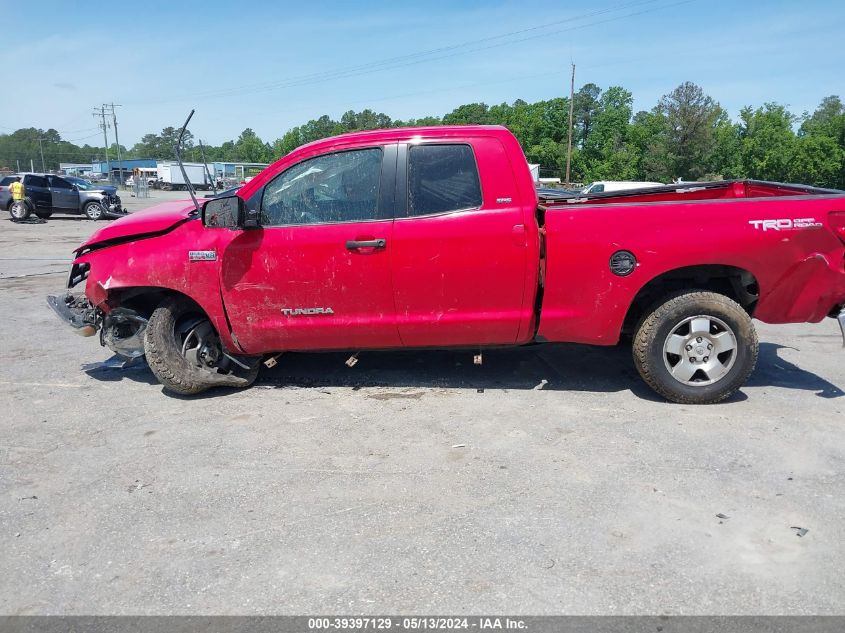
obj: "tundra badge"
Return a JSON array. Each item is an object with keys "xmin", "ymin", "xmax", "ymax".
[{"xmin": 281, "ymin": 307, "xmax": 335, "ymax": 316}]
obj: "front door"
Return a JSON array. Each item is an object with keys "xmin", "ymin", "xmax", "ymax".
[
  {"xmin": 49, "ymin": 176, "xmax": 80, "ymax": 211},
  {"xmin": 220, "ymin": 145, "xmax": 400, "ymax": 354}
]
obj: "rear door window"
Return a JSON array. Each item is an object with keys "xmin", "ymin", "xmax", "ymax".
[
  {"xmin": 24, "ymin": 175, "xmax": 48, "ymax": 188},
  {"xmin": 407, "ymin": 144, "xmax": 482, "ymax": 216}
]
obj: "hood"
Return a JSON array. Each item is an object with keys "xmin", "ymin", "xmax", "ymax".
[
  {"xmin": 93, "ymin": 185, "xmax": 118, "ymax": 196},
  {"xmin": 77, "ymin": 199, "xmax": 197, "ymax": 253}
]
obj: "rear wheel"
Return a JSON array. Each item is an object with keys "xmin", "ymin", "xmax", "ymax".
[
  {"xmin": 10, "ymin": 200, "xmax": 30, "ymax": 220},
  {"xmin": 144, "ymin": 296, "xmax": 260, "ymax": 395},
  {"xmin": 633, "ymin": 291, "xmax": 758, "ymax": 404}
]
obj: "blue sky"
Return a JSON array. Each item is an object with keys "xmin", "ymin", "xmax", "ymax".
[{"xmin": 3, "ymin": 0, "xmax": 844, "ymax": 147}]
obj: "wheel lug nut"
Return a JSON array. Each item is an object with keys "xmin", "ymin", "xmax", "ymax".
[
  {"xmin": 685, "ymin": 345, "xmax": 692, "ymax": 351},
  {"xmin": 707, "ymin": 344, "xmax": 713, "ymax": 350},
  {"xmin": 696, "ymin": 337, "xmax": 703, "ymax": 343},
  {"xmin": 703, "ymin": 356, "xmax": 709, "ymax": 362}
]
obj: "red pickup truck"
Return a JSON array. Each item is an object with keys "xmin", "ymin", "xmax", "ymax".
[{"xmin": 48, "ymin": 125, "xmax": 845, "ymax": 404}]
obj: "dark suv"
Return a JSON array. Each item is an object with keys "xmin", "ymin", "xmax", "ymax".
[{"xmin": 0, "ymin": 174, "xmax": 125, "ymax": 220}]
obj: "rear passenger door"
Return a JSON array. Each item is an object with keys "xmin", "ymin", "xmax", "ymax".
[
  {"xmin": 49, "ymin": 176, "xmax": 80, "ymax": 211},
  {"xmin": 391, "ymin": 139, "xmax": 530, "ymax": 347},
  {"xmin": 22, "ymin": 175, "xmax": 51, "ymax": 210}
]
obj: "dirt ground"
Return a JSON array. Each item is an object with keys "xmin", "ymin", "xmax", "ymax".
[{"xmin": 1, "ymin": 194, "xmax": 844, "ymax": 614}]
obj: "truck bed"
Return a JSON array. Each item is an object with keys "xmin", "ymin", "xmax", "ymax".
[
  {"xmin": 536, "ymin": 179, "xmax": 845, "ymax": 346},
  {"xmin": 539, "ymin": 179, "xmax": 844, "ymax": 208}
]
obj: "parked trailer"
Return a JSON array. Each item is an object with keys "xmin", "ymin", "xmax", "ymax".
[{"xmin": 155, "ymin": 162, "xmax": 211, "ymax": 191}]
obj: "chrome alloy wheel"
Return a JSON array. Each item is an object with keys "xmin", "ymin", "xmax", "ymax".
[
  {"xmin": 662, "ymin": 314, "xmax": 738, "ymax": 386},
  {"xmin": 10, "ymin": 201, "xmax": 28, "ymax": 219}
]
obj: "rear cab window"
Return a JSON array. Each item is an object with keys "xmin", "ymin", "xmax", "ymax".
[{"xmin": 407, "ymin": 144, "xmax": 482, "ymax": 216}]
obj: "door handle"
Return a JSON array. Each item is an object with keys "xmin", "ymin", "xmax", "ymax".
[{"xmin": 346, "ymin": 238, "xmax": 386, "ymax": 250}]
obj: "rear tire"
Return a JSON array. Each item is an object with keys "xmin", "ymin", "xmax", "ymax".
[
  {"xmin": 144, "ymin": 296, "xmax": 259, "ymax": 396},
  {"xmin": 34, "ymin": 210, "xmax": 52, "ymax": 219},
  {"xmin": 10, "ymin": 200, "xmax": 30, "ymax": 220},
  {"xmin": 633, "ymin": 291, "xmax": 758, "ymax": 404}
]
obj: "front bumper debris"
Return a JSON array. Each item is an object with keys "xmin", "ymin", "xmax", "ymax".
[
  {"xmin": 101, "ymin": 308, "xmax": 148, "ymax": 358},
  {"xmin": 47, "ymin": 293, "xmax": 98, "ymax": 336},
  {"xmin": 103, "ymin": 202, "xmax": 127, "ymax": 218},
  {"xmin": 48, "ymin": 293, "xmax": 149, "ymax": 357}
]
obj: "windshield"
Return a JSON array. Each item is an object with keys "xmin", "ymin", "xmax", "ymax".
[{"xmin": 65, "ymin": 176, "xmax": 99, "ymax": 190}]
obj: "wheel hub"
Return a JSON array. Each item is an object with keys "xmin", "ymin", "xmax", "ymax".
[
  {"xmin": 663, "ymin": 315, "xmax": 738, "ymax": 386},
  {"xmin": 179, "ymin": 317, "xmax": 222, "ymax": 370}
]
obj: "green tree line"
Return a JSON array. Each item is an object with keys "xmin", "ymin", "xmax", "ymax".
[{"xmin": 2, "ymin": 82, "xmax": 844, "ymax": 188}]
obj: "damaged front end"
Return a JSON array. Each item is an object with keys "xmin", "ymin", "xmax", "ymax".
[{"xmin": 47, "ymin": 293, "xmax": 149, "ymax": 359}]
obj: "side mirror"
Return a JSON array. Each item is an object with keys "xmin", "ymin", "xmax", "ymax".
[
  {"xmin": 202, "ymin": 195, "xmax": 244, "ymax": 229},
  {"xmin": 72, "ymin": 185, "xmax": 79, "ymax": 191}
]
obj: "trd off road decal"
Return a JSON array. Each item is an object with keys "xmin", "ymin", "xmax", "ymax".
[
  {"xmin": 188, "ymin": 250, "xmax": 217, "ymax": 261},
  {"xmin": 748, "ymin": 218, "xmax": 822, "ymax": 231},
  {"xmin": 281, "ymin": 307, "xmax": 335, "ymax": 316}
]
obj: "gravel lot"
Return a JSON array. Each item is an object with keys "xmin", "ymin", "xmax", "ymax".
[{"xmin": 1, "ymin": 193, "xmax": 844, "ymax": 614}]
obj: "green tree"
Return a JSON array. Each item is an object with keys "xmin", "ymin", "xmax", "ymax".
[
  {"xmin": 629, "ymin": 109, "xmax": 671, "ymax": 181},
  {"xmin": 656, "ymin": 82, "xmax": 724, "ymax": 180},
  {"xmin": 130, "ymin": 127, "xmax": 194, "ymax": 159},
  {"xmin": 787, "ymin": 135, "xmax": 844, "ymax": 187},
  {"xmin": 573, "ymin": 83, "xmax": 601, "ymax": 148},
  {"xmin": 799, "ymin": 96, "xmax": 845, "ymax": 187},
  {"xmin": 233, "ymin": 128, "xmax": 269, "ymax": 162},
  {"xmin": 442, "ymin": 103, "xmax": 492, "ymax": 125},
  {"xmin": 580, "ymin": 86, "xmax": 639, "ymax": 181},
  {"xmin": 738, "ymin": 103, "xmax": 796, "ymax": 181}
]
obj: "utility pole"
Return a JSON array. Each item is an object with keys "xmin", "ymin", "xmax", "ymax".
[
  {"xmin": 107, "ymin": 103, "xmax": 124, "ymax": 186},
  {"xmin": 565, "ymin": 62, "xmax": 575, "ymax": 188},
  {"xmin": 38, "ymin": 138, "xmax": 46, "ymax": 172},
  {"xmin": 93, "ymin": 105, "xmax": 111, "ymax": 182}
]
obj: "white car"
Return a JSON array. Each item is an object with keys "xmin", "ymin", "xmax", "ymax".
[{"xmin": 581, "ymin": 181, "xmax": 664, "ymax": 194}]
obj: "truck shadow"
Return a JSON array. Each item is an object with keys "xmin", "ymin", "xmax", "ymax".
[
  {"xmin": 746, "ymin": 343, "xmax": 844, "ymax": 398},
  {"xmin": 257, "ymin": 343, "xmax": 663, "ymax": 399},
  {"xmin": 82, "ymin": 341, "xmax": 843, "ymax": 402},
  {"xmin": 254, "ymin": 341, "xmax": 842, "ymax": 402}
]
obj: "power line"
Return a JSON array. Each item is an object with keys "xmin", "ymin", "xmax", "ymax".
[
  {"xmin": 62, "ymin": 131, "xmax": 103, "ymax": 143},
  {"xmin": 133, "ymin": 0, "xmax": 682, "ymax": 105}
]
